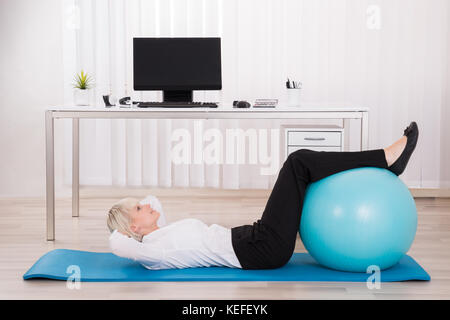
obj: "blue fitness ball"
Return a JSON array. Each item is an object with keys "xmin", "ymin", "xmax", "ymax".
[{"xmin": 299, "ymin": 167, "xmax": 417, "ymax": 272}]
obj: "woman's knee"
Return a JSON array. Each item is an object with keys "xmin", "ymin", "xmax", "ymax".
[
  {"xmin": 268, "ymin": 244, "xmax": 294, "ymax": 269},
  {"xmin": 286, "ymin": 149, "xmax": 312, "ymax": 167},
  {"xmin": 288, "ymin": 148, "xmax": 314, "ymax": 159}
]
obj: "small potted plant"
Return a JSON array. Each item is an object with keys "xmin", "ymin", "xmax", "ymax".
[{"xmin": 73, "ymin": 70, "xmax": 94, "ymax": 106}]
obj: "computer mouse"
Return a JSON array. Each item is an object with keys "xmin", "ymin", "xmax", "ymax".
[{"xmin": 233, "ymin": 100, "xmax": 251, "ymax": 108}]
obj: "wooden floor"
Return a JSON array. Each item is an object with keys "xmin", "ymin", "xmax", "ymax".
[{"xmin": 0, "ymin": 187, "xmax": 449, "ymax": 300}]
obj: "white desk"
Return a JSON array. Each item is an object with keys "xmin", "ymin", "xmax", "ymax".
[{"xmin": 45, "ymin": 105, "xmax": 369, "ymax": 240}]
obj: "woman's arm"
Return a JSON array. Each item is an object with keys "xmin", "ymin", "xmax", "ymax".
[{"xmin": 109, "ymin": 230, "xmax": 164, "ymax": 269}]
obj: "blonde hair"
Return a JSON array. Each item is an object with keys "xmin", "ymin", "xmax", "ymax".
[{"xmin": 107, "ymin": 197, "xmax": 143, "ymax": 242}]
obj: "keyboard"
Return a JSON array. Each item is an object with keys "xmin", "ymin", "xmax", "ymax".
[{"xmin": 137, "ymin": 102, "xmax": 218, "ymax": 108}]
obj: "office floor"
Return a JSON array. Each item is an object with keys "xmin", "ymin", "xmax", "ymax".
[{"xmin": 0, "ymin": 188, "xmax": 449, "ymax": 300}]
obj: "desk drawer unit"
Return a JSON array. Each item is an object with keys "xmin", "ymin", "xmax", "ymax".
[{"xmin": 284, "ymin": 127, "xmax": 344, "ymax": 158}]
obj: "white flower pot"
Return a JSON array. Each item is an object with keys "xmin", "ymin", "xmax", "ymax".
[{"xmin": 74, "ymin": 89, "xmax": 90, "ymax": 106}]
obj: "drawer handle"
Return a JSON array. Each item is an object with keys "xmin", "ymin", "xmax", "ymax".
[{"xmin": 304, "ymin": 137, "xmax": 326, "ymax": 141}]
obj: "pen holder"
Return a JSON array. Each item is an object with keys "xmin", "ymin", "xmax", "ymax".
[{"xmin": 287, "ymin": 88, "xmax": 302, "ymax": 107}]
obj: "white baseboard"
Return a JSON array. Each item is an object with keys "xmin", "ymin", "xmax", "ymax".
[
  {"xmin": 410, "ymin": 188, "xmax": 450, "ymax": 198},
  {"xmin": 74, "ymin": 186, "xmax": 449, "ymax": 199}
]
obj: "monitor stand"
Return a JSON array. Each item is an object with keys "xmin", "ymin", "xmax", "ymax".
[{"xmin": 163, "ymin": 90, "xmax": 193, "ymax": 103}]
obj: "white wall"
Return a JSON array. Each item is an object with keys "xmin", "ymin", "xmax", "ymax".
[
  {"xmin": 0, "ymin": 0, "xmax": 449, "ymax": 198},
  {"xmin": 63, "ymin": 0, "xmax": 450, "ymax": 191},
  {"xmin": 0, "ymin": 0, "xmax": 64, "ymax": 197},
  {"xmin": 441, "ymin": 1, "xmax": 450, "ymax": 188}
]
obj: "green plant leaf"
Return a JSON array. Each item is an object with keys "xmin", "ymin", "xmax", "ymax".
[{"xmin": 73, "ymin": 70, "xmax": 94, "ymax": 89}]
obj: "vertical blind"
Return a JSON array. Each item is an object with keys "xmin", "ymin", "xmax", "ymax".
[{"xmin": 61, "ymin": 0, "xmax": 450, "ymax": 189}]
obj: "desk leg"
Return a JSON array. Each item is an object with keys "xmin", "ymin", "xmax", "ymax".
[
  {"xmin": 343, "ymin": 119, "xmax": 348, "ymax": 151},
  {"xmin": 361, "ymin": 112, "xmax": 369, "ymax": 151},
  {"xmin": 45, "ymin": 111, "xmax": 55, "ymax": 241},
  {"xmin": 72, "ymin": 118, "xmax": 79, "ymax": 217}
]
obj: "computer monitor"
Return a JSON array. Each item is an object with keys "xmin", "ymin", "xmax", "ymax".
[{"xmin": 133, "ymin": 37, "xmax": 222, "ymax": 102}]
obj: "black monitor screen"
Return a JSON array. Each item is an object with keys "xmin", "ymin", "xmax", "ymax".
[{"xmin": 133, "ymin": 38, "xmax": 222, "ymax": 91}]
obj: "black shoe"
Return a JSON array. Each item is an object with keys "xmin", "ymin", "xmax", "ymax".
[{"xmin": 388, "ymin": 122, "xmax": 419, "ymax": 176}]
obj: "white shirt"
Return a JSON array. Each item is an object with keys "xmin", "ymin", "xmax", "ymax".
[{"xmin": 109, "ymin": 197, "xmax": 242, "ymax": 270}]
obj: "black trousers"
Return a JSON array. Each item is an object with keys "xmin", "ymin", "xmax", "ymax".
[{"xmin": 231, "ymin": 148, "xmax": 389, "ymax": 269}]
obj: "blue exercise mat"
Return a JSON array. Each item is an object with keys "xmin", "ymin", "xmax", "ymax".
[{"xmin": 23, "ymin": 249, "xmax": 430, "ymax": 282}]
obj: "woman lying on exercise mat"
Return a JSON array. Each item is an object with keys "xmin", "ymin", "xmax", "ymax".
[{"xmin": 107, "ymin": 122, "xmax": 419, "ymax": 270}]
